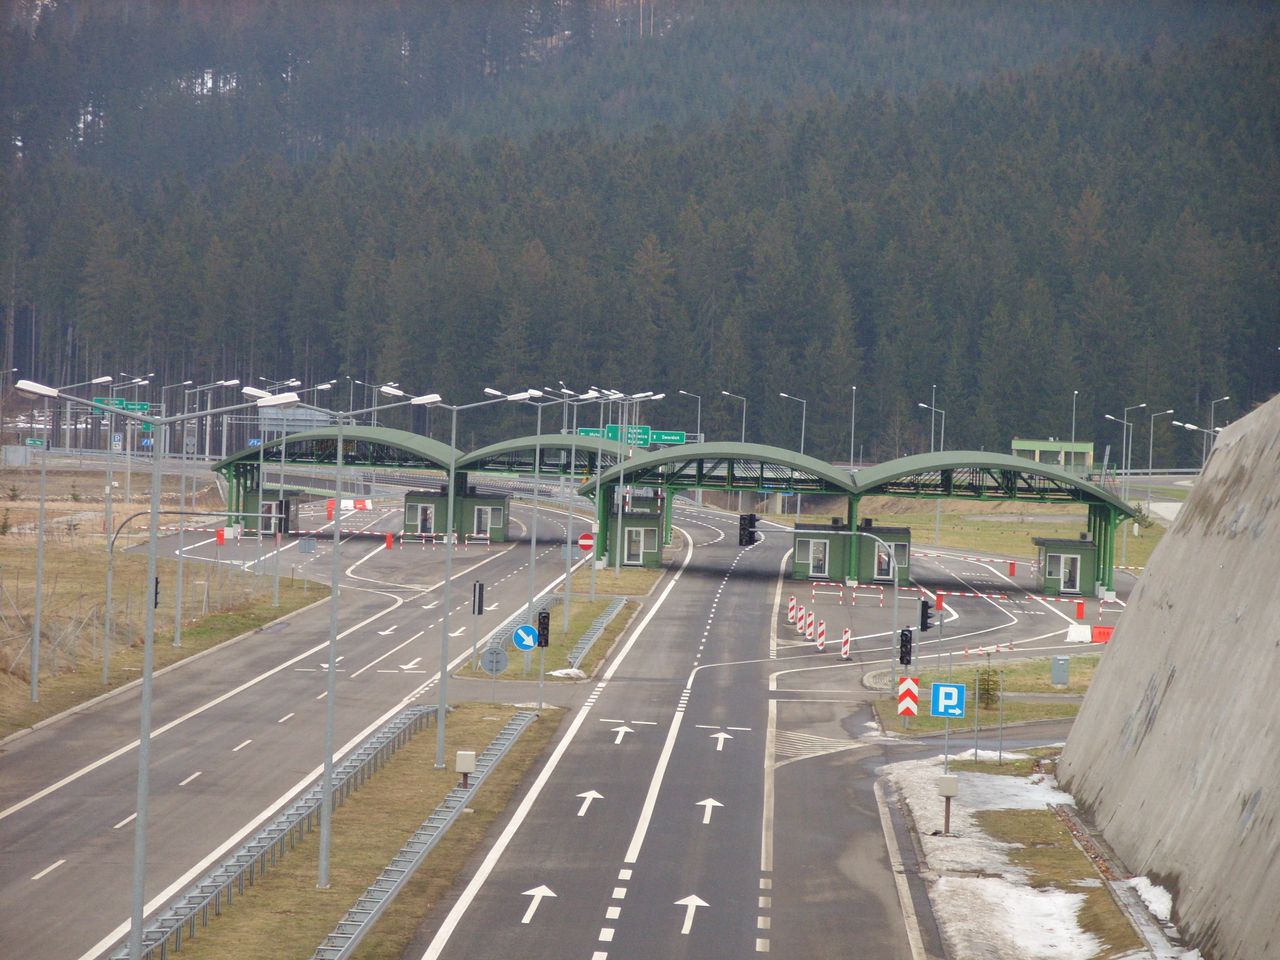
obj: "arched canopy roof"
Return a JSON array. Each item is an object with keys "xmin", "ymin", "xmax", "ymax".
[
  {"xmin": 456, "ymin": 435, "xmax": 621, "ymax": 476},
  {"xmin": 213, "ymin": 426, "xmax": 459, "ymax": 473},
  {"xmin": 580, "ymin": 441, "xmax": 858, "ymax": 498},
  {"xmin": 851, "ymin": 451, "xmax": 1135, "ymax": 515}
]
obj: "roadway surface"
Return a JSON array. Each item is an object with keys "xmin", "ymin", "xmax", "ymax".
[
  {"xmin": 0, "ymin": 491, "xmax": 1128, "ymax": 960},
  {"xmin": 0, "ymin": 497, "xmax": 581, "ymax": 960}
]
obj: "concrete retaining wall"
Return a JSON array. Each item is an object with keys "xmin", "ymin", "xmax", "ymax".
[{"xmin": 1058, "ymin": 395, "xmax": 1280, "ymax": 960}]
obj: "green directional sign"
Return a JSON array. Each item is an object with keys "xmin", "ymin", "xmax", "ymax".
[
  {"xmin": 605, "ymin": 423, "xmax": 652, "ymax": 446},
  {"xmin": 93, "ymin": 396, "xmax": 127, "ymax": 409},
  {"xmin": 123, "ymin": 400, "xmax": 150, "ymax": 412},
  {"xmin": 576, "ymin": 427, "xmax": 605, "ymax": 437},
  {"xmin": 650, "ymin": 430, "xmax": 687, "ymax": 445},
  {"xmin": 24, "ymin": 438, "xmax": 44, "ymax": 447}
]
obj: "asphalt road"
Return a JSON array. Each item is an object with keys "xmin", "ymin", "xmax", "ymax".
[{"xmin": 0, "ymin": 498, "xmax": 580, "ymax": 960}]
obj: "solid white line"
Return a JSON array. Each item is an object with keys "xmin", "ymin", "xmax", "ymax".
[
  {"xmin": 761, "ymin": 698, "xmax": 777, "ymax": 873},
  {"xmin": 875, "ymin": 778, "xmax": 927, "ymax": 960},
  {"xmin": 31, "ymin": 859, "xmax": 66, "ymax": 881},
  {"xmin": 277, "ymin": 713, "xmax": 294, "ymax": 724},
  {"xmin": 179, "ymin": 771, "xmax": 202, "ymax": 787},
  {"xmin": 623, "ymin": 701, "xmax": 687, "ymax": 864},
  {"xmin": 113, "ymin": 813, "xmax": 136, "ymax": 830},
  {"xmin": 232, "ymin": 739, "xmax": 252, "ymax": 752},
  {"xmin": 418, "ymin": 529, "xmax": 695, "ymax": 960}
]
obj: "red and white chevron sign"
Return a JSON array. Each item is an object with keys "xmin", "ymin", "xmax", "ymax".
[{"xmin": 897, "ymin": 677, "xmax": 920, "ymax": 717}]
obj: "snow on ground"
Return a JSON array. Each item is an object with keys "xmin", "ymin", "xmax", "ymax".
[
  {"xmin": 931, "ymin": 876, "xmax": 1101, "ymax": 960},
  {"xmin": 882, "ymin": 750, "xmax": 1209, "ymax": 959}
]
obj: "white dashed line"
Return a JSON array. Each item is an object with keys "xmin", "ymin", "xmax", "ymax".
[
  {"xmin": 179, "ymin": 771, "xmax": 202, "ymax": 787},
  {"xmin": 232, "ymin": 739, "xmax": 252, "ymax": 752},
  {"xmin": 113, "ymin": 813, "xmax": 136, "ymax": 829},
  {"xmin": 278, "ymin": 713, "xmax": 294, "ymax": 723},
  {"xmin": 31, "ymin": 859, "xmax": 66, "ymax": 881}
]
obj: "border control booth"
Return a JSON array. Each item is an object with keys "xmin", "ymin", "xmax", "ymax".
[
  {"xmin": 1032, "ymin": 535, "xmax": 1097, "ymax": 596},
  {"xmin": 402, "ymin": 481, "xmax": 509, "ymax": 543}
]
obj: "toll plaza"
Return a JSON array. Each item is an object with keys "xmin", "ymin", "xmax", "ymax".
[{"xmin": 402, "ymin": 483, "xmax": 510, "ymax": 542}]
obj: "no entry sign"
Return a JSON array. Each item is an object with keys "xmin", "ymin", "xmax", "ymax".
[{"xmin": 578, "ymin": 532, "xmax": 595, "ymax": 552}]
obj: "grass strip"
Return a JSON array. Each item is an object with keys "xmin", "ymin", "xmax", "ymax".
[
  {"xmin": 975, "ymin": 807, "xmax": 1143, "ymax": 959},
  {"xmin": 175, "ymin": 702, "xmax": 563, "ymax": 960}
]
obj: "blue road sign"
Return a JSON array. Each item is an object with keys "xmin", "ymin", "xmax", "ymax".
[
  {"xmin": 247, "ymin": 438, "xmax": 263, "ymax": 447},
  {"xmin": 930, "ymin": 682, "xmax": 967, "ymax": 718},
  {"xmin": 513, "ymin": 624, "xmax": 538, "ymax": 651}
]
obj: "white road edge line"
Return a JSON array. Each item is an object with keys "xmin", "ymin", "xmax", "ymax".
[
  {"xmin": 418, "ymin": 527, "xmax": 696, "ymax": 960},
  {"xmin": 875, "ymin": 778, "xmax": 928, "ymax": 960}
]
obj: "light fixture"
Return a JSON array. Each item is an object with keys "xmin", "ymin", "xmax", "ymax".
[
  {"xmin": 483, "ymin": 387, "xmax": 503, "ymax": 397},
  {"xmin": 256, "ymin": 391, "xmax": 301, "ymax": 409},
  {"xmin": 379, "ymin": 385, "xmax": 407, "ymax": 397},
  {"xmin": 506, "ymin": 391, "xmax": 533, "ymax": 402},
  {"xmin": 527, "ymin": 388, "xmax": 544, "ymax": 398},
  {"xmin": 15, "ymin": 379, "xmax": 60, "ymax": 400},
  {"xmin": 410, "ymin": 393, "xmax": 442, "ymax": 405},
  {"xmin": 91, "ymin": 375, "xmax": 113, "ymax": 384},
  {"xmin": 241, "ymin": 386, "xmax": 271, "ymax": 399}
]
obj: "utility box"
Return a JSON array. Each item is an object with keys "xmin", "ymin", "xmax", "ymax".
[
  {"xmin": 1051, "ymin": 656, "xmax": 1070, "ymax": 688},
  {"xmin": 1033, "ymin": 535, "xmax": 1097, "ymax": 596}
]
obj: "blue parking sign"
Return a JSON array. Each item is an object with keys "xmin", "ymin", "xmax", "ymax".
[{"xmin": 930, "ymin": 682, "xmax": 967, "ymax": 718}]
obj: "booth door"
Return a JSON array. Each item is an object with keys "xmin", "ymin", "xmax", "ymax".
[
  {"xmin": 417, "ymin": 504, "xmax": 435, "ymax": 535},
  {"xmin": 1061, "ymin": 555, "xmax": 1081, "ymax": 593},
  {"xmin": 809, "ymin": 540, "xmax": 829, "ymax": 579},
  {"xmin": 625, "ymin": 527, "xmax": 644, "ymax": 565}
]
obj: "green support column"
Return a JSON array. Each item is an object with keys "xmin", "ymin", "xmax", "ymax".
[
  {"xmin": 662, "ymin": 485, "xmax": 674, "ymax": 546},
  {"xmin": 848, "ymin": 495, "xmax": 861, "ymax": 583},
  {"xmin": 596, "ymin": 483, "xmax": 611, "ymax": 561}
]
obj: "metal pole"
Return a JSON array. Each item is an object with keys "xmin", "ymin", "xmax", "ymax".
[
  {"xmin": 527, "ymin": 404, "xmax": 544, "ymax": 684},
  {"xmin": 849, "ymin": 386, "xmax": 856, "ymax": 471},
  {"xmin": 273, "ymin": 427, "xmax": 286, "ymax": 606},
  {"xmin": 318, "ymin": 418, "xmax": 343, "ymax": 888},
  {"xmin": 563, "ymin": 403, "xmax": 580, "ymax": 624},
  {"xmin": 127, "ymin": 419, "xmax": 164, "ymax": 959},
  {"xmin": 590, "ymin": 399, "xmax": 605, "ymax": 601},
  {"xmin": 103, "ymin": 413, "xmax": 115, "ymax": 685},
  {"xmin": 930, "ymin": 384, "xmax": 937, "ymax": 452},
  {"xmin": 796, "ymin": 398, "xmax": 806, "ymax": 520},
  {"xmin": 1071, "ymin": 390, "xmax": 1078, "ymax": 446},
  {"xmin": 173, "ymin": 423, "xmax": 187, "ymax": 646},
  {"xmin": 614, "ymin": 400, "xmax": 627, "ymax": 576},
  {"xmin": 30, "ymin": 398, "xmax": 48, "ymax": 701},
  {"xmin": 695, "ymin": 393, "xmax": 702, "ymax": 505},
  {"xmin": 436, "ymin": 407, "xmax": 459, "ymax": 768}
]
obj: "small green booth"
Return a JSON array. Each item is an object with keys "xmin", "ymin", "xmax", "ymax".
[
  {"xmin": 402, "ymin": 485, "xmax": 510, "ymax": 542},
  {"xmin": 791, "ymin": 522, "xmax": 853, "ymax": 581},
  {"xmin": 1032, "ymin": 535, "xmax": 1097, "ymax": 596},
  {"xmin": 852, "ymin": 520, "xmax": 912, "ymax": 586},
  {"xmin": 604, "ymin": 509, "xmax": 664, "ymax": 568}
]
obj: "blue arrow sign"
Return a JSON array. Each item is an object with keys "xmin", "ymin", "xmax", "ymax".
[
  {"xmin": 513, "ymin": 624, "xmax": 538, "ymax": 651},
  {"xmin": 930, "ymin": 682, "xmax": 967, "ymax": 718}
]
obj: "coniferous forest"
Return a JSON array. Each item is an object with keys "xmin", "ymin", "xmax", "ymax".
[{"xmin": 1, "ymin": 0, "xmax": 1277, "ymax": 464}]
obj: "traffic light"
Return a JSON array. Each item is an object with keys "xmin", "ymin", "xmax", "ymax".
[
  {"xmin": 898, "ymin": 628, "xmax": 913, "ymax": 666},
  {"xmin": 737, "ymin": 513, "xmax": 760, "ymax": 546},
  {"xmin": 537, "ymin": 609, "xmax": 551, "ymax": 648},
  {"xmin": 920, "ymin": 599, "xmax": 933, "ymax": 632}
]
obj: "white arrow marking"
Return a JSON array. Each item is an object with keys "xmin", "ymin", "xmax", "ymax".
[
  {"xmin": 576, "ymin": 790, "xmax": 603, "ymax": 817},
  {"xmin": 318, "ymin": 655, "xmax": 346, "ymax": 670},
  {"xmin": 450, "ymin": 627, "xmax": 466, "ymax": 637},
  {"xmin": 422, "ymin": 601, "xmax": 438, "ymax": 610},
  {"xmin": 486, "ymin": 603, "xmax": 500, "ymax": 611},
  {"xmin": 612, "ymin": 725, "xmax": 634, "ymax": 745},
  {"xmin": 521, "ymin": 885, "xmax": 557, "ymax": 924},
  {"xmin": 674, "ymin": 894, "xmax": 708, "ymax": 935},
  {"xmin": 377, "ymin": 625, "xmax": 398, "ymax": 636},
  {"xmin": 696, "ymin": 798, "xmax": 723, "ymax": 824},
  {"xmin": 400, "ymin": 657, "xmax": 421, "ymax": 671},
  {"xmin": 710, "ymin": 731, "xmax": 733, "ymax": 751}
]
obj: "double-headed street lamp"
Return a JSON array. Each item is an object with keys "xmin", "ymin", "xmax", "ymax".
[
  {"xmin": 779, "ymin": 392, "xmax": 807, "ymax": 519},
  {"xmin": 721, "ymin": 390, "xmax": 747, "ymax": 510},
  {"xmin": 16, "ymin": 378, "xmax": 299, "ymax": 960},
  {"xmin": 917, "ymin": 401, "xmax": 947, "ymax": 545},
  {"xmin": 677, "ymin": 390, "xmax": 702, "ymax": 503},
  {"xmin": 1207, "ymin": 395, "xmax": 1230, "ymax": 464}
]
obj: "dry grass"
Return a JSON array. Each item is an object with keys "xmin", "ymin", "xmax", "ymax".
[
  {"xmin": 0, "ymin": 537, "xmax": 319, "ymax": 739},
  {"xmin": 976, "ymin": 808, "xmax": 1143, "ymax": 958},
  {"xmin": 873, "ymin": 657, "xmax": 1093, "ymax": 735},
  {"xmin": 174, "ymin": 703, "xmax": 563, "ymax": 960},
  {"xmin": 946, "ymin": 746, "xmax": 1061, "ymax": 776},
  {"xmin": 566, "ymin": 563, "xmax": 663, "ymax": 597}
]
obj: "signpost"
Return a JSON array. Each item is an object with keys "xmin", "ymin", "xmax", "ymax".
[
  {"xmin": 24, "ymin": 438, "xmax": 44, "ymax": 448},
  {"xmin": 480, "ymin": 647, "xmax": 508, "ymax": 674},
  {"xmin": 650, "ymin": 429, "xmax": 687, "ymax": 445},
  {"xmin": 897, "ymin": 677, "xmax": 919, "ymax": 716},
  {"xmin": 931, "ymin": 679, "xmax": 967, "ymax": 773},
  {"xmin": 578, "ymin": 532, "xmax": 595, "ymax": 552},
  {"xmin": 576, "ymin": 427, "xmax": 605, "ymax": 438},
  {"xmin": 513, "ymin": 624, "xmax": 538, "ymax": 651},
  {"xmin": 247, "ymin": 438, "xmax": 263, "ymax": 447}
]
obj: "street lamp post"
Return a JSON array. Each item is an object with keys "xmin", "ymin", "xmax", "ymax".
[
  {"xmin": 1146, "ymin": 408, "xmax": 1174, "ymax": 509},
  {"xmin": 16, "ymin": 379, "xmax": 299, "ymax": 960},
  {"xmin": 849, "ymin": 386, "xmax": 857, "ymax": 472},
  {"xmin": 722, "ymin": 390, "xmax": 747, "ymax": 511},
  {"xmin": 678, "ymin": 389, "xmax": 702, "ymax": 505},
  {"xmin": 779, "ymin": 392, "xmax": 807, "ymax": 520},
  {"xmin": 559, "ymin": 390, "xmax": 601, "ymax": 626},
  {"xmin": 1207, "ymin": 395, "xmax": 1230, "ymax": 465},
  {"xmin": 917, "ymin": 401, "xmax": 947, "ymax": 544},
  {"xmin": 1071, "ymin": 389, "xmax": 1079, "ymax": 447}
]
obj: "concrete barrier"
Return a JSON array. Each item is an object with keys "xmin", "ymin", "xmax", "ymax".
[{"xmin": 1058, "ymin": 394, "xmax": 1280, "ymax": 960}]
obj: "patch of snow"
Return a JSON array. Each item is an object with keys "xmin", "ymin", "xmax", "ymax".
[
  {"xmin": 931, "ymin": 876, "xmax": 1101, "ymax": 960},
  {"xmin": 1129, "ymin": 876, "xmax": 1173, "ymax": 922},
  {"xmin": 547, "ymin": 668, "xmax": 586, "ymax": 679}
]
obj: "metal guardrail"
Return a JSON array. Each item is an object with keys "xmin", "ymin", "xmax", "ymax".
[
  {"xmin": 310, "ymin": 710, "xmax": 539, "ymax": 960},
  {"xmin": 109, "ymin": 705, "xmax": 437, "ymax": 960},
  {"xmin": 568, "ymin": 597, "xmax": 626, "ymax": 669},
  {"xmin": 483, "ymin": 596, "xmax": 555, "ymax": 652}
]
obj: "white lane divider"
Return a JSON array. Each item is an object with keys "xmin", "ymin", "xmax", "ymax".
[
  {"xmin": 232, "ymin": 739, "xmax": 252, "ymax": 753},
  {"xmin": 178, "ymin": 771, "xmax": 202, "ymax": 787},
  {"xmin": 31, "ymin": 859, "xmax": 66, "ymax": 881}
]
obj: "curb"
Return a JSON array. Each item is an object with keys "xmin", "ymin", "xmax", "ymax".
[{"xmin": 0, "ymin": 594, "xmax": 331, "ymax": 749}]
